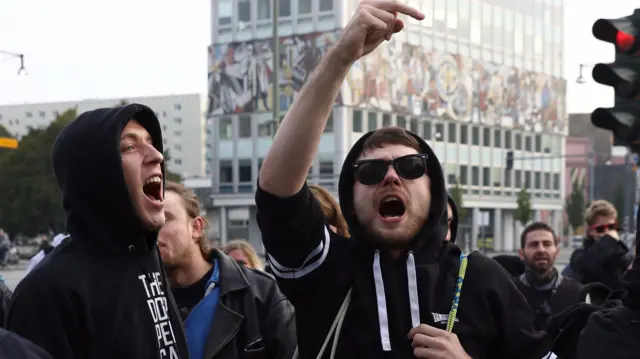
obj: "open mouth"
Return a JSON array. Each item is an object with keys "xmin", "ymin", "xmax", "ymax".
[
  {"xmin": 378, "ymin": 195, "xmax": 406, "ymax": 219},
  {"xmin": 143, "ymin": 175, "xmax": 163, "ymax": 202}
]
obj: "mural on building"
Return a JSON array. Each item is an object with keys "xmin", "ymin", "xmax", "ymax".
[
  {"xmin": 345, "ymin": 40, "xmax": 567, "ymax": 134},
  {"xmin": 208, "ymin": 31, "xmax": 342, "ymax": 115},
  {"xmin": 208, "ymin": 31, "xmax": 567, "ymax": 134}
]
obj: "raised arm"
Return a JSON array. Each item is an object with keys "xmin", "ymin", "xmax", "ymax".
[{"xmin": 258, "ymin": 0, "xmax": 425, "ymax": 197}]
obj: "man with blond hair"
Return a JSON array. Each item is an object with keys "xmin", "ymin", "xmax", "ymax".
[{"xmin": 562, "ymin": 200, "xmax": 631, "ymax": 291}]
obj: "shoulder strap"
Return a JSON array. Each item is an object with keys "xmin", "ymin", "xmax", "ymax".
[{"xmin": 446, "ymin": 253, "xmax": 468, "ymax": 333}]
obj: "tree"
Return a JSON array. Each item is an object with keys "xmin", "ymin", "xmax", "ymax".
[
  {"xmin": 565, "ymin": 179, "xmax": 586, "ymax": 233},
  {"xmin": 0, "ymin": 124, "xmax": 13, "ymax": 161},
  {"xmin": 448, "ymin": 178, "xmax": 467, "ymax": 224},
  {"xmin": 515, "ymin": 187, "xmax": 533, "ymax": 227},
  {"xmin": 613, "ymin": 182, "xmax": 625, "ymax": 227},
  {"xmin": 116, "ymin": 99, "xmax": 129, "ymax": 106},
  {"xmin": 163, "ymin": 149, "xmax": 183, "ymax": 183},
  {"xmin": 0, "ymin": 109, "xmax": 76, "ymax": 237}
]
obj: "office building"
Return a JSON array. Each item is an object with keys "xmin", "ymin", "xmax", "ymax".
[
  {"xmin": 0, "ymin": 94, "xmax": 207, "ymax": 177},
  {"xmin": 208, "ymin": 0, "xmax": 567, "ymax": 252}
]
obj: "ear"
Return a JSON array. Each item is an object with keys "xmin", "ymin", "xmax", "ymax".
[
  {"xmin": 191, "ymin": 217, "xmax": 205, "ymax": 242},
  {"xmin": 517, "ymin": 248, "xmax": 524, "ymax": 260}
]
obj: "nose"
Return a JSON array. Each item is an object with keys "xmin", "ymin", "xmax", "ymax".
[
  {"xmin": 380, "ymin": 164, "xmax": 401, "ymax": 186},
  {"xmin": 145, "ymin": 145, "xmax": 164, "ymax": 165}
]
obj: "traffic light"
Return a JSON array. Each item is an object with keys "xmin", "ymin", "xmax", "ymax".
[
  {"xmin": 506, "ymin": 151, "xmax": 514, "ymax": 171},
  {"xmin": 591, "ymin": 9, "xmax": 640, "ymax": 148}
]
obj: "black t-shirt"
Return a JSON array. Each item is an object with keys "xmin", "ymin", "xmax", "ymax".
[{"xmin": 172, "ymin": 267, "xmax": 214, "ymax": 318}]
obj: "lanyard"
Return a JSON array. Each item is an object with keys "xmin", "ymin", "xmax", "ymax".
[{"xmin": 446, "ymin": 253, "xmax": 468, "ymax": 333}]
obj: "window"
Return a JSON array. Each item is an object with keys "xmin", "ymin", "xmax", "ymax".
[
  {"xmin": 544, "ymin": 173, "xmax": 551, "ymax": 189},
  {"xmin": 319, "ymin": 0, "xmax": 332, "ymax": 12},
  {"xmin": 174, "ymin": 117, "xmax": 182, "ymax": 124},
  {"xmin": 239, "ymin": 159, "xmax": 252, "ymax": 182},
  {"xmin": 524, "ymin": 171, "xmax": 531, "ymax": 188},
  {"xmin": 239, "ymin": 115, "xmax": 252, "ymax": 138},
  {"xmin": 218, "ymin": 0, "xmax": 232, "ymax": 26},
  {"xmin": 353, "ymin": 110, "xmax": 363, "ymax": 132},
  {"xmin": 279, "ymin": 0, "xmax": 291, "ymax": 17},
  {"xmin": 534, "ymin": 134, "xmax": 542, "ymax": 152},
  {"xmin": 505, "ymin": 130, "xmax": 512, "ymax": 149},
  {"xmin": 298, "ymin": 0, "xmax": 312, "ymax": 14},
  {"xmin": 504, "ymin": 171, "xmax": 512, "ymax": 187},
  {"xmin": 471, "ymin": 166, "xmax": 480, "ymax": 185},
  {"xmin": 174, "ymin": 145, "xmax": 182, "ymax": 151},
  {"xmin": 494, "ymin": 129, "xmax": 501, "ymax": 147},
  {"xmin": 482, "ymin": 128, "xmax": 491, "ymax": 147},
  {"xmin": 460, "ymin": 124, "xmax": 468, "ymax": 144},
  {"xmin": 324, "ymin": 112, "xmax": 334, "ymax": 133},
  {"xmin": 460, "ymin": 165, "xmax": 468, "ymax": 185},
  {"xmin": 435, "ymin": 123, "xmax": 445, "ymax": 141},
  {"xmin": 423, "ymin": 120, "xmax": 432, "ymax": 140},
  {"xmin": 368, "ymin": 112, "xmax": 377, "ymax": 131},
  {"xmin": 482, "ymin": 167, "xmax": 490, "ymax": 186},
  {"xmin": 471, "ymin": 126, "xmax": 479, "ymax": 145},
  {"xmin": 174, "ymin": 158, "xmax": 182, "ymax": 165},
  {"xmin": 525, "ymin": 136, "xmax": 532, "ymax": 151},
  {"xmin": 515, "ymin": 170, "xmax": 522, "ymax": 188},
  {"xmin": 257, "ymin": 0, "xmax": 271, "ymax": 20},
  {"xmin": 448, "ymin": 123, "xmax": 457, "ymax": 142},
  {"xmin": 238, "ymin": 0, "xmax": 251, "ymax": 22},
  {"xmin": 219, "ymin": 117, "xmax": 233, "ymax": 139},
  {"xmin": 39, "ymin": 111, "xmax": 45, "ymax": 118},
  {"xmin": 174, "ymin": 104, "xmax": 182, "ymax": 111},
  {"xmin": 25, "ymin": 112, "xmax": 32, "ymax": 118},
  {"xmin": 383, "ymin": 114, "xmax": 392, "ymax": 127},
  {"xmin": 534, "ymin": 172, "xmax": 541, "ymax": 189},
  {"xmin": 320, "ymin": 161, "xmax": 334, "ymax": 179},
  {"xmin": 397, "ymin": 116, "xmax": 406, "ymax": 129},
  {"xmin": 515, "ymin": 133, "xmax": 522, "ymax": 150},
  {"xmin": 553, "ymin": 173, "xmax": 560, "ymax": 190},
  {"xmin": 174, "ymin": 131, "xmax": 182, "ymax": 136},
  {"xmin": 410, "ymin": 119, "xmax": 419, "ymax": 134},
  {"xmin": 220, "ymin": 160, "xmax": 232, "ymax": 183}
]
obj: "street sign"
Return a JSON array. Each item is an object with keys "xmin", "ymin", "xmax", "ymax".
[{"xmin": 0, "ymin": 137, "xmax": 17, "ymax": 149}]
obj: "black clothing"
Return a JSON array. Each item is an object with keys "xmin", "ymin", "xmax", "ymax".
[
  {"xmin": 447, "ymin": 195, "xmax": 458, "ymax": 243},
  {"xmin": 257, "ymin": 129, "xmax": 548, "ymax": 359},
  {"xmin": 0, "ymin": 328, "xmax": 53, "ymax": 359},
  {"xmin": 6, "ymin": 104, "xmax": 189, "ymax": 359},
  {"xmin": 174, "ymin": 250, "xmax": 297, "ymax": 359},
  {"xmin": 0, "ymin": 280, "xmax": 11, "ymax": 328},
  {"xmin": 515, "ymin": 268, "xmax": 583, "ymax": 330},
  {"xmin": 567, "ymin": 235, "xmax": 630, "ymax": 290},
  {"xmin": 576, "ymin": 305, "xmax": 640, "ymax": 359},
  {"xmin": 493, "ymin": 254, "xmax": 525, "ymax": 277},
  {"xmin": 173, "ymin": 266, "xmax": 214, "ymax": 318}
]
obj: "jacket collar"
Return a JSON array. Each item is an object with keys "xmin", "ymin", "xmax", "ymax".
[{"xmin": 209, "ymin": 249, "xmax": 250, "ymax": 296}]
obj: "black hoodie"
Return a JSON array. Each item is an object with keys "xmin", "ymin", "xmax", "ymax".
[
  {"xmin": 256, "ymin": 129, "xmax": 549, "ymax": 359},
  {"xmin": 447, "ymin": 195, "xmax": 459, "ymax": 243},
  {"xmin": 6, "ymin": 104, "xmax": 189, "ymax": 359}
]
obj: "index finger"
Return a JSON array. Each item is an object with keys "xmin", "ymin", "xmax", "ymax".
[
  {"xmin": 364, "ymin": 0, "xmax": 425, "ymax": 20},
  {"xmin": 407, "ymin": 324, "xmax": 449, "ymax": 339}
]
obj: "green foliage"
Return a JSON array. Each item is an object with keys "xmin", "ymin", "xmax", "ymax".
[
  {"xmin": 515, "ymin": 187, "xmax": 533, "ymax": 227},
  {"xmin": 163, "ymin": 149, "xmax": 182, "ymax": 183},
  {"xmin": 448, "ymin": 178, "xmax": 467, "ymax": 224},
  {"xmin": 0, "ymin": 109, "xmax": 76, "ymax": 237},
  {"xmin": 0, "ymin": 124, "xmax": 10, "ymax": 138},
  {"xmin": 613, "ymin": 182, "xmax": 625, "ymax": 226},
  {"xmin": 565, "ymin": 179, "xmax": 586, "ymax": 232}
]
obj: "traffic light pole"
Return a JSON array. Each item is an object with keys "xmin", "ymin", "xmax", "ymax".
[{"xmin": 272, "ymin": 0, "xmax": 280, "ymax": 135}]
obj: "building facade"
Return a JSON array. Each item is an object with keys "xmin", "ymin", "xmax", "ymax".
[
  {"xmin": 208, "ymin": 0, "xmax": 567, "ymax": 253},
  {"xmin": 0, "ymin": 94, "xmax": 208, "ymax": 177}
]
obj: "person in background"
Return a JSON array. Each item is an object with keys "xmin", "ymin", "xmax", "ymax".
[
  {"xmin": 493, "ymin": 254, "xmax": 526, "ymax": 277},
  {"xmin": 515, "ymin": 222, "xmax": 583, "ymax": 330},
  {"xmin": 159, "ymin": 181, "xmax": 296, "ymax": 359},
  {"xmin": 25, "ymin": 233, "xmax": 70, "ymax": 275},
  {"xmin": 563, "ymin": 200, "xmax": 631, "ymax": 291},
  {"xmin": 309, "ymin": 184, "xmax": 350, "ymax": 238},
  {"xmin": 6, "ymin": 104, "xmax": 189, "ymax": 359},
  {"xmin": 223, "ymin": 239, "xmax": 264, "ymax": 270},
  {"xmin": 0, "ymin": 276, "xmax": 11, "ymax": 328},
  {"xmin": 445, "ymin": 195, "xmax": 458, "ymax": 242}
]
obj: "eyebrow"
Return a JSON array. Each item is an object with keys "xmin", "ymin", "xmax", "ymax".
[{"xmin": 120, "ymin": 132, "xmax": 153, "ymax": 144}]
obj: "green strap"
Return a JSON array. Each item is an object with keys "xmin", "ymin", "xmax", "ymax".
[{"xmin": 446, "ymin": 253, "xmax": 468, "ymax": 333}]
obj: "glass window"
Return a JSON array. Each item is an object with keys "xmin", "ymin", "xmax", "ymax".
[
  {"xmin": 320, "ymin": 161, "xmax": 334, "ymax": 179},
  {"xmin": 524, "ymin": 171, "xmax": 531, "ymax": 188},
  {"xmin": 298, "ymin": 0, "xmax": 312, "ymax": 14},
  {"xmin": 219, "ymin": 117, "xmax": 233, "ymax": 139},
  {"xmin": 279, "ymin": 0, "xmax": 291, "ymax": 17},
  {"xmin": 544, "ymin": 173, "xmax": 551, "ymax": 189},
  {"xmin": 534, "ymin": 172, "xmax": 541, "ymax": 189},
  {"xmin": 411, "ymin": 118, "xmax": 420, "ymax": 134},
  {"xmin": 553, "ymin": 173, "xmax": 560, "ymax": 190},
  {"xmin": 220, "ymin": 160, "xmax": 232, "ymax": 183},
  {"xmin": 423, "ymin": 120, "xmax": 432, "ymax": 140},
  {"xmin": 483, "ymin": 128, "xmax": 491, "ymax": 147},
  {"xmin": 494, "ymin": 129, "xmax": 501, "ymax": 147},
  {"xmin": 471, "ymin": 166, "xmax": 480, "ymax": 185},
  {"xmin": 383, "ymin": 114, "xmax": 392, "ymax": 127},
  {"xmin": 471, "ymin": 126, "xmax": 480, "ymax": 145},
  {"xmin": 534, "ymin": 134, "xmax": 542, "ymax": 152},
  {"xmin": 319, "ymin": 0, "xmax": 332, "ymax": 12},
  {"xmin": 218, "ymin": 0, "xmax": 232, "ymax": 26},
  {"xmin": 460, "ymin": 165, "xmax": 468, "ymax": 185},
  {"xmin": 238, "ymin": 0, "xmax": 251, "ymax": 22},
  {"xmin": 353, "ymin": 110, "xmax": 363, "ymax": 132},
  {"xmin": 239, "ymin": 115, "xmax": 252, "ymax": 138},
  {"xmin": 448, "ymin": 123, "xmax": 457, "ymax": 142},
  {"xmin": 460, "ymin": 124, "xmax": 469, "ymax": 144},
  {"xmin": 515, "ymin": 133, "xmax": 522, "ymax": 150},
  {"xmin": 482, "ymin": 167, "xmax": 491, "ymax": 186},
  {"xmin": 397, "ymin": 116, "xmax": 406, "ymax": 129},
  {"xmin": 504, "ymin": 171, "xmax": 511, "ymax": 187},
  {"xmin": 525, "ymin": 136, "xmax": 532, "ymax": 151},
  {"xmin": 368, "ymin": 112, "xmax": 377, "ymax": 131},
  {"xmin": 515, "ymin": 170, "xmax": 522, "ymax": 188},
  {"xmin": 435, "ymin": 123, "xmax": 445, "ymax": 141},
  {"xmin": 257, "ymin": 0, "xmax": 271, "ymax": 20},
  {"xmin": 239, "ymin": 159, "xmax": 252, "ymax": 182}
]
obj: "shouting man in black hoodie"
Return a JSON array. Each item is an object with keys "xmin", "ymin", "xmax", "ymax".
[
  {"xmin": 6, "ymin": 104, "xmax": 189, "ymax": 359},
  {"xmin": 256, "ymin": 2, "xmax": 548, "ymax": 359}
]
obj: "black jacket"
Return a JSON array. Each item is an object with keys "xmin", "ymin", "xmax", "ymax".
[
  {"xmin": 6, "ymin": 104, "xmax": 189, "ymax": 359},
  {"xmin": 567, "ymin": 235, "xmax": 630, "ymax": 291},
  {"xmin": 0, "ymin": 328, "xmax": 52, "ymax": 359},
  {"xmin": 256, "ymin": 130, "xmax": 548, "ymax": 359},
  {"xmin": 174, "ymin": 250, "xmax": 296, "ymax": 359},
  {"xmin": 0, "ymin": 280, "xmax": 11, "ymax": 328},
  {"xmin": 576, "ymin": 305, "xmax": 640, "ymax": 359}
]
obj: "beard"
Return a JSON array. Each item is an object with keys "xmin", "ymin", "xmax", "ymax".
[
  {"xmin": 524, "ymin": 254, "xmax": 553, "ymax": 274},
  {"xmin": 359, "ymin": 212, "xmax": 426, "ymax": 250}
]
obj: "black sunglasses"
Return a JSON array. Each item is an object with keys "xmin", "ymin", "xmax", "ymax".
[{"xmin": 353, "ymin": 154, "xmax": 428, "ymax": 185}]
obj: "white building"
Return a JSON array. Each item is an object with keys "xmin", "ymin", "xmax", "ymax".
[
  {"xmin": 207, "ymin": 0, "xmax": 567, "ymax": 253},
  {"xmin": 0, "ymin": 93, "xmax": 208, "ymax": 177}
]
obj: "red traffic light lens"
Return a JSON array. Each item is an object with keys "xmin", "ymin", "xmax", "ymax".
[{"xmin": 616, "ymin": 31, "xmax": 635, "ymax": 51}]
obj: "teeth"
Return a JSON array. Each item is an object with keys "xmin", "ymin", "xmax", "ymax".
[
  {"xmin": 383, "ymin": 196, "xmax": 400, "ymax": 203},
  {"xmin": 145, "ymin": 176, "xmax": 162, "ymax": 185}
]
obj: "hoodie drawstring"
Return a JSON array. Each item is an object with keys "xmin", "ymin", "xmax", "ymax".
[{"xmin": 373, "ymin": 251, "xmax": 421, "ymax": 351}]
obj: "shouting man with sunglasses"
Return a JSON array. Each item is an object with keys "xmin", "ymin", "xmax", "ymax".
[
  {"xmin": 255, "ymin": 2, "xmax": 548, "ymax": 359},
  {"xmin": 562, "ymin": 200, "xmax": 631, "ymax": 291}
]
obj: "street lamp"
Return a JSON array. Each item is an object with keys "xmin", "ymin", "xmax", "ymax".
[
  {"xmin": 0, "ymin": 50, "xmax": 26, "ymax": 75},
  {"xmin": 576, "ymin": 63, "xmax": 595, "ymax": 84}
]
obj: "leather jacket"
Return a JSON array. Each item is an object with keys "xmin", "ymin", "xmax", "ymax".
[{"xmin": 179, "ymin": 250, "xmax": 297, "ymax": 359}]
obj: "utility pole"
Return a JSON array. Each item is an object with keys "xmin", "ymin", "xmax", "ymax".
[
  {"xmin": 271, "ymin": 0, "xmax": 280, "ymax": 136},
  {"xmin": 588, "ymin": 145, "xmax": 595, "ymax": 203},
  {"xmin": 0, "ymin": 50, "xmax": 26, "ymax": 75}
]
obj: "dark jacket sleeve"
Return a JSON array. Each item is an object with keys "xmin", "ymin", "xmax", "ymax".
[
  {"xmin": 0, "ymin": 328, "xmax": 53, "ymax": 359},
  {"xmin": 6, "ymin": 275, "xmax": 88, "ymax": 359},
  {"xmin": 261, "ymin": 278, "xmax": 297, "ymax": 359},
  {"xmin": 574, "ymin": 236, "xmax": 629, "ymax": 290},
  {"xmin": 0, "ymin": 281, "xmax": 12, "ymax": 328}
]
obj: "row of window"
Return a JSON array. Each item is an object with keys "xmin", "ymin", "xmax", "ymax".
[{"xmin": 218, "ymin": 0, "xmax": 333, "ymax": 25}]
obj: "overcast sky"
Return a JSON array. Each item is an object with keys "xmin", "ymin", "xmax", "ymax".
[{"xmin": 0, "ymin": 0, "xmax": 638, "ymax": 115}]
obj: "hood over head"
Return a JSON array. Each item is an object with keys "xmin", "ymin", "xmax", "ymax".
[
  {"xmin": 337, "ymin": 128, "xmax": 449, "ymax": 352},
  {"xmin": 52, "ymin": 104, "xmax": 164, "ymax": 254},
  {"xmin": 447, "ymin": 195, "xmax": 459, "ymax": 243}
]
